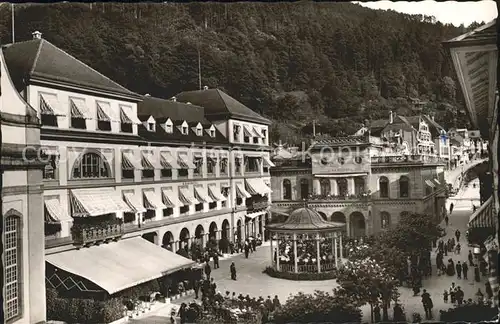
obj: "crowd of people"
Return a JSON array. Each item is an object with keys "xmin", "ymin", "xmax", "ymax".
[{"xmin": 275, "ymin": 236, "xmax": 339, "ymax": 266}]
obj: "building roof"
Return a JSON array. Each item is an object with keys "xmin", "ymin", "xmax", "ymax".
[
  {"xmin": 138, "ymin": 96, "xmax": 209, "ymax": 123},
  {"xmin": 2, "ymin": 38, "xmax": 140, "ymax": 100},
  {"xmin": 175, "ymin": 88, "xmax": 271, "ymax": 125},
  {"xmin": 138, "ymin": 122, "xmax": 228, "ymax": 146},
  {"xmin": 266, "ymin": 207, "xmax": 345, "ymax": 233},
  {"xmin": 421, "ymin": 115, "xmax": 446, "ymax": 135},
  {"xmin": 444, "ymin": 19, "xmax": 497, "ymax": 48},
  {"xmin": 312, "ymin": 135, "xmax": 369, "ymax": 148}
]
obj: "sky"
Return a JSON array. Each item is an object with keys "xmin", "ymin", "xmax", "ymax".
[{"xmin": 355, "ymin": 1, "xmax": 497, "ymax": 27}]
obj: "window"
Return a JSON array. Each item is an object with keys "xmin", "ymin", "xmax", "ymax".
[
  {"xmin": 354, "ymin": 156, "xmax": 362, "ymax": 164},
  {"xmin": 123, "ymin": 212, "xmax": 136, "ymax": 224},
  {"xmin": 43, "ymin": 155, "xmax": 58, "ymax": 180},
  {"xmin": 283, "ymin": 179, "xmax": 292, "ymax": 200},
  {"xmin": 165, "ymin": 124, "xmax": 173, "ymax": 133},
  {"xmin": 195, "ymin": 203, "xmax": 203, "ymax": 212},
  {"xmin": 235, "ymin": 157, "xmax": 242, "ymax": 174},
  {"xmin": 338, "ymin": 157, "xmax": 345, "ymax": 165},
  {"xmin": 262, "ymin": 129, "xmax": 267, "ymax": 139},
  {"xmin": 207, "ymin": 157, "xmax": 216, "ymax": 175},
  {"xmin": 4, "ymin": 214, "xmax": 21, "ymax": 321},
  {"xmin": 399, "ymin": 176, "xmax": 409, "ymax": 198},
  {"xmin": 71, "ymin": 116, "xmax": 86, "ymax": 129},
  {"xmin": 210, "ymin": 129, "xmax": 216, "ymax": 137},
  {"xmin": 220, "ymin": 157, "xmax": 228, "ymax": 174},
  {"xmin": 320, "ymin": 178, "xmax": 330, "ymax": 196},
  {"xmin": 244, "ymin": 157, "xmax": 260, "ymax": 173},
  {"xmin": 163, "ymin": 208, "xmax": 173, "ymax": 217},
  {"xmin": 180, "ymin": 205, "xmax": 189, "ymax": 214},
  {"xmin": 148, "ymin": 123, "xmax": 155, "ymax": 131},
  {"xmin": 244, "ymin": 135, "xmax": 250, "ymax": 143},
  {"xmin": 194, "ymin": 156, "xmax": 203, "ymax": 176},
  {"xmin": 300, "ymin": 178, "xmax": 309, "ymax": 199},
  {"xmin": 233, "ymin": 124, "xmax": 240, "ymax": 141},
  {"xmin": 72, "ymin": 152, "xmax": 111, "ymax": 179},
  {"xmin": 161, "ymin": 169, "xmax": 172, "ymax": 178},
  {"xmin": 209, "ymin": 201, "xmax": 217, "ymax": 210},
  {"xmin": 142, "ymin": 168, "xmax": 154, "ymax": 179},
  {"xmin": 381, "ymin": 212, "xmax": 391, "ymax": 229},
  {"xmin": 221, "ymin": 187, "xmax": 229, "ymax": 207},
  {"xmin": 379, "ymin": 177, "xmax": 389, "ymax": 198},
  {"xmin": 253, "ymin": 137, "xmax": 259, "ymax": 144},
  {"xmin": 182, "ymin": 126, "xmax": 188, "ymax": 135},
  {"xmin": 178, "ymin": 168, "xmax": 188, "ymax": 178},
  {"xmin": 196, "ymin": 128, "xmax": 203, "ymax": 136}
]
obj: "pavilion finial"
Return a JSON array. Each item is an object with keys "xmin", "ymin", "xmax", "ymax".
[{"xmin": 303, "ymin": 199, "xmax": 309, "ymax": 208}]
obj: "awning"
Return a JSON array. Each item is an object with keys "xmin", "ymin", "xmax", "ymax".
[
  {"xmin": 246, "ymin": 211, "xmax": 263, "ymax": 220},
  {"xmin": 263, "ymin": 156, "xmax": 275, "ymax": 167},
  {"xmin": 161, "ymin": 188, "xmax": 183, "ymax": 208},
  {"xmin": 143, "ymin": 190, "xmax": 167, "ymax": 210},
  {"xmin": 243, "ymin": 125, "xmax": 253, "ymax": 137},
  {"xmin": 71, "ymin": 188, "xmax": 132, "ymax": 217},
  {"xmin": 120, "ymin": 105, "xmax": 142, "ymax": 124},
  {"xmin": 314, "ymin": 173, "xmax": 368, "ymax": 178},
  {"xmin": 40, "ymin": 94, "xmax": 66, "ymax": 116},
  {"xmin": 97, "ymin": 102, "xmax": 120, "ymax": 122},
  {"xmin": 45, "ymin": 198, "xmax": 72, "ymax": 223},
  {"xmin": 208, "ymin": 185, "xmax": 227, "ymax": 202},
  {"xmin": 252, "ymin": 127, "xmax": 261, "ymax": 137},
  {"xmin": 236, "ymin": 183, "xmax": 252, "ymax": 198},
  {"xmin": 179, "ymin": 187, "xmax": 200, "ymax": 205},
  {"xmin": 123, "ymin": 192, "xmax": 147, "ymax": 213},
  {"xmin": 194, "ymin": 186, "xmax": 213, "ymax": 203},
  {"xmin": 178, "ymin": 154, "xmax": 196, "ymax": 169},
  {"xmin": 70, "ymin": 98, "xmax": 92, "ymax": 119},
  {"xmin": 160, "ymin": 152, "xmax": 180, "ymax": 169},
  {"xmin": 142, "ymin": 152, "xmax": 162, "ymax": 170},
  {"xmin": 122, "ymin": 152, "xmax": 142, "ymax": 170},
  {"xmin": 45, "ymin": 237, "xmax": 195, "ymax": 295},
  {"xmin": 245, "ymin": 178, "xmax": 272, "ymax": 195},
  {"xmin": 425, "ymin": 179, "xmax": 436, "ymax": 188},
  {"xmin": 469, "ymin": 197, "xmax": 495, "ymax": 228}
]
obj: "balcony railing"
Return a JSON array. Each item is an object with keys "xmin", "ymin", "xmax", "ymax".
[
  {"xmin": 246, "ymin": 200, "xmax": 270, "ymax": 212},
  {"xmin": 279, "ymin": 262, "xmax": 337, "ymax": 273},
  {"xmin": 72, "ymin": 220, "xmax": 124, "ymax": 246},
  {"xmin": 308, "ymin": 192, "xmax": 371, "ymax": 201},
  {"xmin": 371, "ymin": 155, "xmax": 447, "ymax": 164}
]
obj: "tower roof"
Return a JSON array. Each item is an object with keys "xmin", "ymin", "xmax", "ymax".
[{"xmin": 266, "ymin": 207, "xmax": 345, "ymax": 233}]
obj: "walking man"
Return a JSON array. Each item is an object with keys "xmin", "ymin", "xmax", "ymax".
[
  {"xmin": 204, "ymin": 261, "xmax": 212, "ymax": 281},
  {"xmin": 213, "ymin": 252, "xmax": 220, "ymax": 269},
  {"xmin": 456, "ymin": 261, "xmax": 462, "ymax": 279},
  {"xmin": 230, "ymin": 261, "xmax": 237, "ymax": 280},
  {"xmin": 455, "ymin": 229, "xmax": 461, "ymax": 242},
  {"xmin": 445, "ymin": 215, "xmax": 449, "ymax": 226},
  {"xmin": 421, "ymin": 289, "xmax": 433, "ymax": 320},
  {"xmin": 449, "ymin": 202, "xmax": 454, "ymax": 215},
  {"xmin": 193, "ymin": 278, "xmax": 200, "ymax": 299},
  {"xmin": 462, "ymin": 261, "xmax": 468, "ymax": 280}
]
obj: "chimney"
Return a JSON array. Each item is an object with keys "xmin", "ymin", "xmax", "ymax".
[
  {"xmin": 171, "ymin": 96, "xmax": 176, "ymax": 102},
  {"xmin": 389, "ymin": 111, "xmax": 393, "ymax": 124},
  {"xmin": 431, "ymin": 114, "xmax": 435, "ymax": 121},
  {"xmin": 32, "ymin": 31, "xmax": 42, "ymax": 40},
  {"xmin": 203, "ymin": 86, "xmax": 209, "ymax": 90}
]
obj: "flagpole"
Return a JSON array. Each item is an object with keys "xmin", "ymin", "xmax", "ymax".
[{"xmin": 11, "ymin": 3, "xmax": 15, "ymax": 43}]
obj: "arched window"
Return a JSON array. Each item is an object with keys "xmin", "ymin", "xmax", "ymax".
[
  {"xmin": 337, "ymin": 178, "xmax": 348, "ymax": 196},
  {"xmin": 320, "ymin": 178, "xmax": 330, "ymax": 196},
  {"xmin": 282, "ymin": 179, "xmax": 292, "ymax": 200},
  {"xmin": 380, "ymin": 212, "xmax": 391, "ymax": 229},
  {"xmin": 399, "ymin": 176, "xmax": 409, "ymax": 198},
  {"xmin": 354, "ymin": 177, "xmax": 365, "ymax": 195},
  {"xmin": 379, "ymin": 177, "xmax": 389, "ymax": 198},
  {"xmin": 4, "ymin": 213, "xmax": 22, "ymax": 320},
  {"xmin": 300, "ymin": 178, "xmax": 309, "ymax": 199},
  {"xmin": 72, "ymin": 152, "xmax": 111, "ymax": 179}
]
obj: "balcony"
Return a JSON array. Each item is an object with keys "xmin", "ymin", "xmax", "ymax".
[
  {"xmin": 308, "ymin": 192, "xmax": 371, "ymax": 202},
  {"xmin": 246, "ymin": 199, "xmax": 270, "ymax": 212},
  {"xmin": 71, "ymin": 219, "xmax": 124, "ymax": 247},
  {"xmin": 371, "ymin": 155, "xmax": 446, "ymax": 164}
]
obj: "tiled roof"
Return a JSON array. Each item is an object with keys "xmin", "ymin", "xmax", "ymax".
[
  {"xmin": 313, "ymin": 135, "xmax": 368, "ymax": 147},
  {"xmin": 266, "ymin": 207, "xmax": 345, "ymax": 232},
  {"xmin": 370, "ymin": 119, "xmax": 389, "ymax": 129},
  {"xmin": 175, "ymin": 88, "xmax": 271, "ymax": 125},
  {"xmin": 2, "ymin": 39, "xmax": 140, "ymax": 99},
  {"xmin": 138, "ymin": 122, "xmax": 228, "ymax": 145},
  {"xmin": 444, "ymin": 19, "xmax": 496, "ymax": 47},
  {"xmin": 421, "ymin": 115, "xmax": 445, "ymax": 136}
]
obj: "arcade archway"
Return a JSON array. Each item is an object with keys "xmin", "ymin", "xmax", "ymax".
[
  {"xmin": 162, "ymin": 231, "xmax": 174, "ymax": 251},
  {"xmin": 209, "ymin": 222, "xmax": 218, "ymax": 240},
  {"xmin": 142, "ymin": 232, "xmax": 158, "ymax": 244},
  {"xmin": 179, "ymin": 228, "xmax": 190, "ymax": 249},
  {"xmin": 317, "ymin": 211, "xmax": 328, "ymax": 221},
  {"xmin": 195, "ymin": 225, "xmax": 205, "ymax": 246},
  {"xmin": 331, "ymin": 212, "xmax": 346, "ymax": 223},
  {"xmin": 222, "ymin": 219, "xmax": 230, "ymax": 239},
  {"xmin": 349, "ymin": 212, "xmax": 366, "ymax": 238}
]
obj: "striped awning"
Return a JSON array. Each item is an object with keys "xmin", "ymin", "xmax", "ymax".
[
  {"xmin": 263, "ymin": 156, "xmax": 275, "ymax": 167},
  {"xmin": 97, "ymin": 102, "xmax": 120, "ymax": 122},
  {"xmin": 194, "ymin": 186, "xmax": 213, "ymax": 203},
  {"xmin": 40, "ymin": 94, "xmax": 66, "ymax": 116},
  {"xmin": 161, "ymin": 188, "xmax": 183, "ymax": 208},
  {"xmin": 178, "ymin": 154, "xmax": 196, "ymax": 169},
  {"xmin": 245, "ymin": 178, "xmax": 272, "ymax": 195},
  {"xmin": 45, "ymin": 198, "xmax": 72, "ymax": 223},
  {"xmin": 120, "ymin": 105, "xmax": 142, "ymax": 124},
  {"xmin": 243, "ymin": 125, "xmax": 253, "ymax": 137},
  {"xmin": 469, "ymin": 197, "xmax": 495, "ymax": 228},
  {"xmin": 179, "ymin": 187, "xmax": 200, "ymax": 205},
  {"xmin": 252, "ymin": 127, "xmax": 261, "ymax": 137},
  {"xmin": 208, "ymin": 185, "xmax": 227, "ymax": 202},
  {"xmin": 236, "ymin": 183, "xmax": 252, "ymax": 199},
  {"xmin": 142, "ymin": 152, "xmax": 162, "ymax": 170},
  {"xmin": 425, "ymin": 179, "xmax": 436, "ymax": 188},
  {"xmin": 70, "ymin": 98, "xmax": 92, "ymax": 119},
  {"xmin": 123, "ymin": 192, "xmax": 147, "ymax": 213},
  {"xmin": 434, "ymin": 178, "xmax": 441, "ymax": 185},
  {"xmin": 71, "ymin": 188, "xmax": 132, "ymax": 217},
  {"xmin": 122, "ymin": 152, "xmax": 142, "ymax": 170},
  {"xmin": 160, "ymin": 152, "xmax": 180, "ymax": 169},
  {"xmin": 143, "ymin": 190, "xmax": 167, "ymax": 210}
]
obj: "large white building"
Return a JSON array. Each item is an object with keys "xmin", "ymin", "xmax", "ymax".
[{"xmin": 2, "ymin": 31, "xmax": 273, "ymax": 322}]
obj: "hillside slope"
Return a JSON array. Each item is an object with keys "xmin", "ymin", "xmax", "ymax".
[{"xmin": 0, "ymin": 2, "xmax": 478, "ymax": 143}]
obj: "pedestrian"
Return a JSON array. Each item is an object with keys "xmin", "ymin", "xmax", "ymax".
[
  {"xmin": 272, "ymin": 295, "xmax": 281, "ymax": 310},
  {"xmin": 374, "ymin": 303, "xmax": 381, "ymax": 323},
  {"xmin": 456, "ymin": 261, "xmax": 462, "ymax": 279},
  {"xmin": 455, "ymin": 243, "xmax": 461, "ymax": 255},
  {"xmin": 443, "ymin": 290, "xmax": 448, "ymax": 303},
  {"xmin": 421, "ymin": 289, "xmax": 433, "ymax": 320},
  {"xmin": 445, "ymin": 215, "xmax": 449, "ymax": 226},
  {"xmin": 265, "ymin": 296, "xmax": 273, "ymax": 312},
  {"xmin": 474, "ymin": 264, "xmax": 481, "ymax": 282},
  {"xmin": 230, "ymin": 261, "xmax": 237, "ymax": 280},
  {"xmin": 393, "ymin": 303, "xmax": 405, "ymax": 322},
  {"xmin": 193, "ymin": 279, "xmax": 200, "ymax": 299},
  {"xmin": 449, "ymin": 202, "xmax": 454, "ymax": 215},
  {"xmin": 213, "ymin": 252, "xmax": 219, "ymax": 269},
  {"xmin": 444, "ymin": 242, "xmax": 448, "ymax": 256},
  {"xmin": 462, "ymin": 261, "xmax": 468, "ymax": 279},
  {"xmin": 449, "ymin": 283, "xmax": 456, "ymax": 304},
  {"xmin": 204, "ymin": 262, "xmax": 211, "ymax": 281},
  {"xmin": 455, "ymin": 229, "xmax": 461, "ymax": 242},
  {"xmin": 475, "ymin": 288, "xmax": 484, "ymax": 304},
  {"xmin": 468, "ymin": 250, "xmax": 474, "ymax": 266},
  {"xmin": 456, "ymin": 287, "xmax": 464, "ymax": 305},
  {"xmin": 251, "ymin": 238, "xmax": 257, "ymax": 252},
  {"xmin": 244, "ymin": 242, "xmax": 250, "ymax": 258},
  {"xmin": 178, "ymin": 303, "xmax": 187, "ymax": 324}
]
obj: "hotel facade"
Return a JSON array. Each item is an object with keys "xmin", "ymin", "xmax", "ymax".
[{"xmin": 1, "ymin": 32, "xmax": 273, "ymax": 323}]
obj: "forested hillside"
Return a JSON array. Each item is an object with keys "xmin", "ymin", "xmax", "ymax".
[{"xmin": 0, "ymin": 2, "xmax": 481, "ymax": 143}]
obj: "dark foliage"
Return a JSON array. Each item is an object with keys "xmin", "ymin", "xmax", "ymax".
[
  {"xmin": 0, "ymin": 3, "xmax": 478, "ymax": 142},
  {"xmin": 439, "ymin": 304, "xmax": 498, "ymax": 322}
]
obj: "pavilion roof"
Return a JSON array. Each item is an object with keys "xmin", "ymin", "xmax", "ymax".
[{"xmin": 266, "ymin": 207, "xmax": 345, "ymax": 233}]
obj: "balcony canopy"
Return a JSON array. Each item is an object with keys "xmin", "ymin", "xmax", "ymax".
[
  {"xmin": 443, "ymin": 19, "xmax": 498, "ymax": 139},
  {"xmin": 266, "ymin": 206, "xmax": 345, "ymax": 234}
]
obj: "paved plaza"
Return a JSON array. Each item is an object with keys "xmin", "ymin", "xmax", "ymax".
[{"xmin": 132, "ymin": 183, "xmax": 487, "ymax": 323}]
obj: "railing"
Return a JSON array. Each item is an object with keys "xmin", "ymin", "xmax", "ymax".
[
  {"xmin": 309, "ymin": 193, "xmax": 371, "ymax": 201},
  {"xmin": 468, "ymin": 197, "xmax": 495, "ymax": 228},
  {"xmin": 371, "ymin": 155, "xmax": 447, "ymax": 164},
  {"xmin": 278, "ymin": 262, "xmax": 337, "ymax": 273},
  {"xmin": 72, "ymin": 220, "xmax": 124, "ymax": 246},
  {"xmin": 246, "ymin": 200, "xmax": 270, "ymax": 212}
]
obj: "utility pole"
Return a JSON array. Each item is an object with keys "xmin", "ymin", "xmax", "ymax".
[
  {"xmin": 11, "ymin": 3, "xmax": 15, "ymax": 43},
  {"xmin": 198, "ymin": 43, "xmax": 202, "ymax": 91}
]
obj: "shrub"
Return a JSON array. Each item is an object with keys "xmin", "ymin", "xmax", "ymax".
[
  {"xmin": 262, "ymin": 266, "xmax": 337, "ymax": 280},
  {"xmin": 439, "ymin": 304, "xmax": 497, "ymax": 322}
]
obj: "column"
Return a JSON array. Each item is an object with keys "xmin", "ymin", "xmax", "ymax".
[
  {"xmin": 313, "ymin": 178, "xmax": 321, "ymax": 195},
  {"xmin": 276, "ymin": 237, "xmax": 280, "ymax": 271},
  {"xmin": 293, "ymin": 233, "xmax": 298, "ymax": 273},
  {"xmin": 316, "ymin": 234, "xmax": 321, "ymax": 273},
  {"xmin": 334, "ymin": 233, "xmax": 338, "ymax": 268},
  {"xmin": 270, "ymin": 235, "xmax": 274, "ymax": 268},
  {"xmin": 347, "ymin": 178, "xmax": 355, "ymax": 195},
  {"xmin": 339, "ymin": 234, "xmax": 343, "ymax": 265},
  {"xmin": 330, "ymin": 179, "xmax": 338, "ymax": 196}
]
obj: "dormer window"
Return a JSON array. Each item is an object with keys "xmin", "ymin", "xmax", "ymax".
[
  {"xmin": 163, "ymin": 119, "xmax": 173, "ymax": 133},
  {"xmin": 261, "ymin": 129, "xmax": 267, "ymax": 138},
  {"xmin": 148, "ymin": 123, "xmax": 155, "ymax": 131},
  {"xmin": 210, "ymin": 129, "xmax": 216, "ymax": 137},
  {"xmin": 182, "ymin": 126, "xmax": 188, "ymax": 135},
  {"xmin": 196, "ymin": 127, "xmax": 203, "ymax": 136}
]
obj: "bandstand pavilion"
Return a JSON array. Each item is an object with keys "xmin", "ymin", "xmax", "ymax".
[{"xmin": 266, "ymin": 206, "xmax": 346, "ymax": 273}]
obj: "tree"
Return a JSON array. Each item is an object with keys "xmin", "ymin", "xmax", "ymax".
[
  {"xmin": 272, "ymin": 291, "xmax": 362, "ymax": 324},
  {"xmin": 334, "ymin": 257, "xmax": 399, "ymax": 321}
]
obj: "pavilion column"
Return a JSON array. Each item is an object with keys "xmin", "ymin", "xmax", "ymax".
[
  {"xmin": 334, "ymin": 233, "xmax": 338, "ymax": 268},
  {"xmin": 339, "ymin": 233, "xmax": 343, "ymax": 265},
  {"xmin": 313, "ymin": 178, "xmax": 321, "ymax": 195},
  {"xmin": 293, "ymin": 233, "xmax": 298, "ymax": 273},
  {"xmin": 276, "ymin": 236, "xmax": 280, "ymax": 271},
  {"xmin": 270, "ymin": 234, "xmax": 274, "ymax": 267},
  {"xmin": 316, "ymin": 233, "xmax": 321, "ymax": 273},
  {"xmin": 330, "ymin": 179, "xmax": 338, "ymax": 196}
]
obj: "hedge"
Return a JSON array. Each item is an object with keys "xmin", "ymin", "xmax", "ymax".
[
  {"xmin": 262, "ymin": 266, "xmax": 337, "ymax": 280},
  {"xmin": 439, "ymin": 304, "xmax": 497, "ymax": 322},
  {"xmin": 47, "ymin": 288, "xmax": 124, "ymax": 323}
]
